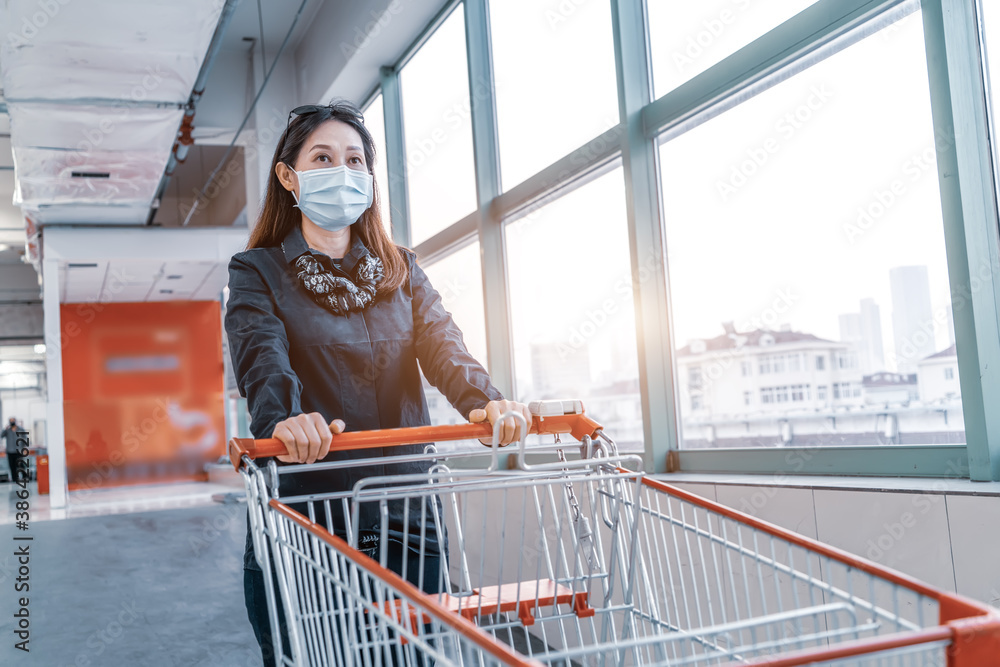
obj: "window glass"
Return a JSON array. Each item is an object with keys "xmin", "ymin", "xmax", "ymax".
[
  {"xmin": 659, "ymin": 11, "xmax": 964, "ymax": 449},
  {"xmin": 490, "ymin": 0, "xmax": 619, "ymax": 189},
  {"xmin": 982, "ymin": 0, "xmax": 1000, "ymax": 195},
  {"xmin": 400, "ymin": 5, "xmax": 477, "ymax": 245},
  {"xmin": 362, "ymin": 93, "xmax": 392, "ymax": 235},
  {"xmin": 647, "ymin": 0, "xmax": 820, "ymax": 98},
  {"xmin": 420, "ymin": 241, "xmax": 488, "ymax": 451},
  {"xmin": 506, "ymin": 165, "xmax": 644, "ymax": 451}
]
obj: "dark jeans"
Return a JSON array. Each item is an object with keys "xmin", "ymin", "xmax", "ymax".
[
  {"xmin": 6, "ymin": 452, "xmax": 22, "ymax": 482},
  {"xmin": 245, "ymin": 536, "xmax": 443, "ymax": 667}
]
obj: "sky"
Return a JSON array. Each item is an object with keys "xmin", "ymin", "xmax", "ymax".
[{"xmin": 363, "ymin": 0, "xmax": 973, "ymax": 401}]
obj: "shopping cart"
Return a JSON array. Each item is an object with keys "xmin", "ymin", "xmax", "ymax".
[{"xmin": 230, "ymin": 402, "xmax": 1000, "ymax": 666}]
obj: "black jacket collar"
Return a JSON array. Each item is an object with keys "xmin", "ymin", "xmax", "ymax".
[{"xmin": 280, "ymin": 224, "xmax": 369, "ymax": 274}]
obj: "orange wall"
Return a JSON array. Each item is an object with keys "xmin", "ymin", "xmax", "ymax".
[{"xmin": 61, "ymin": 301, "xmax": 225, "ymax": 491}]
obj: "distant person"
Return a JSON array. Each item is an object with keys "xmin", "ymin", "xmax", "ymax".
[
  {"xmin": 225, "ymin": 99, "xmax": 531, "ymax": 666},
  {"xmin": 2, "ymin": 417, "xmax": 23, "ymax": 482}
]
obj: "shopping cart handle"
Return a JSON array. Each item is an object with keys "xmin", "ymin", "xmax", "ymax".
[{"xmin": 228, "ymin": 412, "xmax": 603, "ymax": 470}]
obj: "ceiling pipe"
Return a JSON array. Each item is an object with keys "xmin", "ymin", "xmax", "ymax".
[
  {"xmin": 181, "ymin": 0, "xmax": 310, "ymax": 227},
  {"xmin": 146, "ymin": 0, "xmax": 241, "ymax": 225}
]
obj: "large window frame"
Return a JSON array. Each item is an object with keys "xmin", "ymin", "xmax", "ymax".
[{"xmin": 364, "ymin": 0, "xmax": 1000, "ymax": 481}]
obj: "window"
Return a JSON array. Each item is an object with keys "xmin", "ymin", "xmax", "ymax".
[
  {"xmin": 506, "ymin": 165, "xmax": 642, "ymax": 451},
  {"xmin": 646, "ymin": 0, "xmax": 821, "ymax": 97},
  {"xmin": 490, "ymin": 0, "xmax": 618, "ymax": 189},
  {"xmin": 772, "ymin": 355, "xmax": 786, "ymax": 374},
  {"xmin": 420, "ymin": 241, "xmax": 487, "ymax": 451},
  {"xmin": 400, "ymin": 5, "xmax": 477, "ymax": 245},
  {"xmin": 384, "ymin": 0, "xmax": 994, "ymax": 479},
  {"xmin": 836, "ymin": 352, "xmax": 858, "ymax": 370},
  {"xmin": 661, "ymin": 12, "xmax": 963, "ymax": 449},
  {"xmin": 362, "ymin": 94, "xmax": 391, "ymax": 234}
]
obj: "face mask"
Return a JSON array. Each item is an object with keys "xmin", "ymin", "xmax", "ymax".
[{"xmin": 288, "ymin": 164, "xmax": 373, "ymax": 232}]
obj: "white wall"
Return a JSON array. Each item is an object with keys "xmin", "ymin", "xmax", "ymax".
[{"xmin": 669, "ymin": 480, "xmax": 1000, "ymax": 610}]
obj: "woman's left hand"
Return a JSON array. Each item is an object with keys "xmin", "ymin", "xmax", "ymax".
[{"xmin": 469, "ymin": 400, "xmax": 533, "ymax": 446}]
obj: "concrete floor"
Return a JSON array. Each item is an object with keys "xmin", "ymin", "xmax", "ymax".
[{"xmin": 0, "ymin": 483, "xmax": 261, "ymax": 667}]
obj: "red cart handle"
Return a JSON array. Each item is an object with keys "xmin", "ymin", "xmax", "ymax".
[{"xmin": 229, "ymin": 412, "xmax": 603, "ymax": 471}]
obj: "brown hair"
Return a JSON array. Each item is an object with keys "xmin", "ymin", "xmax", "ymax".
[{"xmin": 247, "ymin": 99, "xmax": 408, "ymax": 293}]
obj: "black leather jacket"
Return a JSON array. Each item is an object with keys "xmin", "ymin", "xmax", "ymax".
[{"xmin": 226, "ymin": 224, "xmax": 502, "ymax": 570}]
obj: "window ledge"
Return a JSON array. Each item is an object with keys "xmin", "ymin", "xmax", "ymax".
[{"xmin": 656, "ymin": 473, "xmax": 1000, "ymax": 497}]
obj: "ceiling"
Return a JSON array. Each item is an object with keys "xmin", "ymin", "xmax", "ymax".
[
  {"xmin": 0, "ymin": 0, "xmax": 225, "ymax": 226},
  {"xmin": 59, "ymin": 259, "xmax": 229, "ymax": 304},
  {"xmin": 0, "ymin": 0, "xmax": 445, "ymax": 319}
]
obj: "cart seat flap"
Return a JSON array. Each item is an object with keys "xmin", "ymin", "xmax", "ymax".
[{"xmin": 387, "ymin": 578, "xmax": 594, "ymax": 635}]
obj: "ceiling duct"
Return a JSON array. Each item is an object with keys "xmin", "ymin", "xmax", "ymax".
[{"xmin": 0, "ymin": 0, "xmax": 232, "ymax": 225}]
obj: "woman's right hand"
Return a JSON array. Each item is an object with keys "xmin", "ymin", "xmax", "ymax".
[{"xmin": 272, "ymin": 413, "xmax": 346, "ymax": 464}]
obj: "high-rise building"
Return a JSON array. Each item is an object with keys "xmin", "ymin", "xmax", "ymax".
[
  {"xmin": 890, "ymin": 266, "xmax": 936, "ymax": 373},
  {"xmin": 839, "ymin": 313, "xmax": 861, "ymax": 345},
  {"xmin": 859, "ymin": 298, "xmax": 886, "ymax": 373},
  {"xmin": 838, "ymin": 299, "xmax": 886, "ymax": 374}
]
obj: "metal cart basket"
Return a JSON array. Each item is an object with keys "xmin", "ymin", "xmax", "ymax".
[{"xmin": 229, "ymin": 405, "xmax": 1000, "ymax": 666}]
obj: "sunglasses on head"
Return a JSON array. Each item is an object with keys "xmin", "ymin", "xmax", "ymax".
[{"xmin": 285, "ymin": 104, "xmax": 365, "ymax": 134}]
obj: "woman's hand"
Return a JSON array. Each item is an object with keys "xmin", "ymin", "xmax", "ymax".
[
  {"xmin": 469, "ymin": 400, "xmax": 533, "ymax": 446},
  {"xmin": 272, "ymin": 413, "xmax": 346, "ymax": 463}
]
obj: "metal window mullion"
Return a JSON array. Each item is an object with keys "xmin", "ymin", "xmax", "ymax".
[
  {"xmin": 379, "ymin": 66, "xmax": 411, "ymax": 248},
  {"xmin": 922, "ymin": 0, "xmax": 1000, "ymax": 482},
  {"xmin": 611, "ymin": 0, "xmax": 678, "ymax": 473},
  {"xmin": 464, "ymin": 0, "xmax": 514, "ymax": 403}
]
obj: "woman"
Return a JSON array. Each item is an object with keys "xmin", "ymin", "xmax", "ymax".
[{"xmin": 224, "ymin": 99, "xmax": 530, "ymax": 666}]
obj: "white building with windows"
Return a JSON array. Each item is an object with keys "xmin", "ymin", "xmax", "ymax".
[
  {"xmin": 676, "ymin": 326, "xmax": 963, "ymax": 448},
  {"xmin": 676, "ymin": 327, "xmax": 864, "ymax": 421},
  {"xmin": 862, "ymin": 372, "xmax": 918, "ymax": 406},
  {"xmin": 917, "ymin": 344, "xmax": 961, "ymax": 403}
]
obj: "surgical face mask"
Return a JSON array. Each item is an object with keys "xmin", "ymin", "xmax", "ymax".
[{"xmin": 288, "ymin": 164, "xmax": 373, "ymax": 231}]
